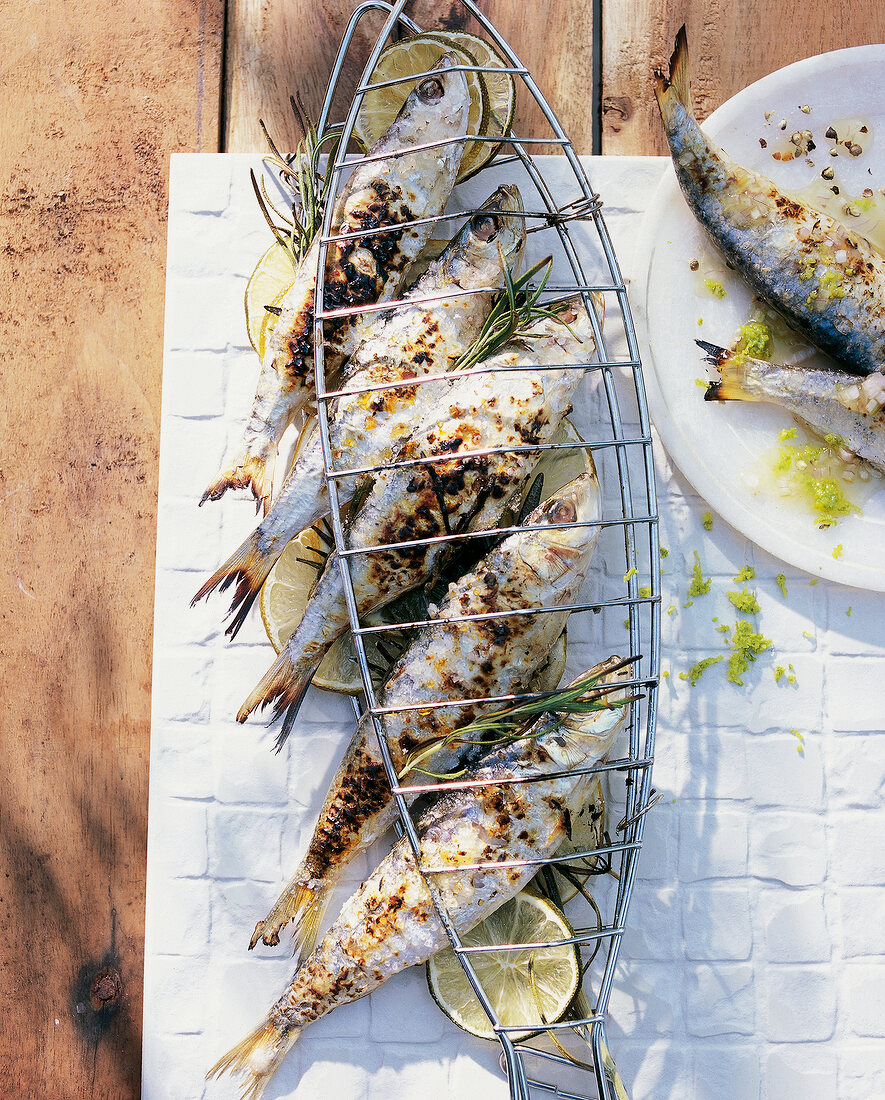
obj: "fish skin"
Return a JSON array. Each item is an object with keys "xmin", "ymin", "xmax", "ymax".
[
  {"xmin": 193, "ymin": 186, "xmax": 526, "ymax": 636},
  {"xmin": 201, "ymin": 54, "xmax": 472, "ymax": 512},
  {"xmin": 655, "ymin": 27, "xmax": 885, "ymax": 375},
  {"xmin": 236, "ymin": 296, "xmax": 604, "ymax": 730},
  {"xmin": 208, "ymin": 659, "xmax": 631, "ymax": 1100},
  {"xmin": 701, "ymin": 340, "xmax": 885, "ymax": 473},
  {"xmin": 249, "ymin": 470, "xmax": 602, "ymax": 955}
]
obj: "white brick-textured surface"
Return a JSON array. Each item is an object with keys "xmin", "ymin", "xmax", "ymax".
[{"xmin": 145, "ymin": 155, "xmax": 885, "ymax": 1100}]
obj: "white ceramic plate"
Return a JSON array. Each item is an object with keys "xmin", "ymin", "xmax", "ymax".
[{"xmin": 634, "ymin": 45, "xmax": 885, "ymax": 590}]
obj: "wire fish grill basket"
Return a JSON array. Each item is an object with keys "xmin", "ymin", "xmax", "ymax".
[{"xmin": 295, "ymin": 2, "xmax": 661, "ymax": 1097}]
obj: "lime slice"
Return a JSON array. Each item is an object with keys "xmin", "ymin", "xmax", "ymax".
[
  {"xmin": 244, "ymin": 240, "xmax": 298, "ymax": 356},
  {"xmin": 259, "ymin": 533, "xmax": 425, "ymax": 694},
  {"xmin": 353, "ymin": 35, "xmax": 494, "ymax": 185},
  {"xmin": 427, "ymin": 893, "xmax": 580, "ymax": 1040},
  {"xmin": 424, "ymin": 30, "xmax": 516, "ymax": 180},
  {"xmin": 259, "ymin": 523, "xmax": 330, "ymax": 655}
]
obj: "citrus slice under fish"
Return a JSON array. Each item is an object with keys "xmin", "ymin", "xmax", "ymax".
[
  {"xmin": 258, "ymin": 527, "xmax": 428, "ymax": 694},
  {"xmin": 353, "ymin": 34, "xmax": 511, "ymax": 184},
  {"xmin": 426, "ymin": 893, "xmax": 580, "ymax": 1040},
  {"xmin": 424, "ymin": 30, "xmax": 516, "ymax": 180},
  {"xmin": 259, "ymin": 522, "xmax": 330, "ymax": 656},
  {"xmin": 244, "ymin": 240, "xmax": 298, "ymax": 356}
]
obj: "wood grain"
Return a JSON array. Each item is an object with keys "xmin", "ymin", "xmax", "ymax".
[
  {"xmin": 602, "ymin": 0, "xmax": 885, "ymax": 154},
  {"xmin": 0, "ymin": 1, "xmax": 222, "ymax": 1097},
  {"xmin": 224, "ymin": 0, "xmax": 596, "ymax": 155}
]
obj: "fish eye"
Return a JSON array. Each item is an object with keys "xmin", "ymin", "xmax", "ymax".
[
  {"xmin": 416, "ymin": 77, "xmax": 444, "ymax": 104},
  {"xmin": 544, "ymin": 499, "xmax": 577, "ymax": 524},
  {"xmin": 470, "ymin": 213, "xmax": 499, "ymax": 242}
]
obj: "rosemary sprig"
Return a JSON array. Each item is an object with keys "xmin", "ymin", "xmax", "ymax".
[
  {"xmin": 450, "ymin": 255, "xmax": 580, "ymax": 375},
  {"xmin": 398, "ymin": 655, "xmax": 638, "ymax": 779},
  {"xmin": 252, "ymin": 94, "xmax": 343, "ymax": 270}
]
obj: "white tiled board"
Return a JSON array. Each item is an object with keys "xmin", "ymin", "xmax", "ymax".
[{"xmin": 145, "ymin": 153, "xmax": 885, "ymax": 1100}]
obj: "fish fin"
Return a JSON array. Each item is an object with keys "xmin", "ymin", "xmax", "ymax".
[
  {"xmin": 200, "ymin": 452, "xmax": 275, "ymax": 515},
  {"xmin": 191, "ymin": 529, "xmax": 278, "ymax": 639},
  {"xmin": 236, "ymin": 644, "xmax": 318, "ymax": 743},
  {"xmin": 249, "ymin": 879, "xmax": 328, "ymax": 965},
  {"xmin": 695, "ymin": 339, "xmax": 728, "ymax": 364},
  {"xmin": 699, "ymin": 347, "xmax": 758, "ymax": 403},
  {"xmin": 654, "ymin": 25, "xmax": 692, "ymax": 121},
  {"xmin": 206, "ymin": 1018, "xmax": 300, "ymax": 1100}
]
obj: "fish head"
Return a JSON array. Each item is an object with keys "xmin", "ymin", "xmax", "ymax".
[
  {"xmin": 391, "ymin": 52, "xmax": 472, "ymax": 143},
  {"xmin": 438, "ymin": 184, "xmax": 526, "ymax": 291},
  {"xmin": 544, "ymin": 657, "xmax": 633, "ymax": 770},
  {"xmin": 518, "ymin": 471, "xmax": 601, "ymax": 590}
]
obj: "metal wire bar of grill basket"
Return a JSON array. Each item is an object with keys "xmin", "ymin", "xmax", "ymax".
[{"xmin": 297, "ymin": 2, "xmax": 662, "ymax": 1097}]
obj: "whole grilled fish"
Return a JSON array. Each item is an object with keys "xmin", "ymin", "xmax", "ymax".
[
  {"xmin": 250, "ymin": 470, "xmax": 602, "ymax": 956},
  {"xmin": 700, "ymin": 339, "xmax": 885, "ymax": 473},
  {"xmin": 201, "ymin": 55, "xmax": 472, "ymax": 512},
  {"xmin": 237, "ymin": 296, "xmax": 603, "ymax": 730},
  {"xmin": 194, "ymin": 186, "xmax": 526, "ymax": 636},
  {"xmin": 208, "ymin": 658, "xmax": 631, "ymax": 1100},
  {"xmin": 655, "ymin": 28, "xmax": 885, "ymax": 374}
]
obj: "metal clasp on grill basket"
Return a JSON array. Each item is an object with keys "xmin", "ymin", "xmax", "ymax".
[{"xmin": 303, "ymin": 3, "xmax": 661, "ymax": 1096}]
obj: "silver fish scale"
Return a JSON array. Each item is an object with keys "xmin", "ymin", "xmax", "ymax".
[{"xmin": 309, "ymin": 3, "xmax": 661, "ymax": 1098}]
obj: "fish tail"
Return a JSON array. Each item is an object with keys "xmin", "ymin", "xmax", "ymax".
[
  {"xmin": 236, "ymin": 644, "xmax": 318, "ymax": 743},
  {"xmin": 206, "ymin": 1017, "xmax": 300, "ymax": 1100},
  {"xmin": 249, "ymin": 878, "xmax": 328, "ymax": 964},
  {"xmin": 654, "ymin": 25, "xmax": 692, "ymax": 123},
  {"xmin": 200, "ymin": 452, "xmax": 275, "ymax": 515},
  {"xmin": 191, "ymin": 529, "xmax": 278, "ymax": 638},
  {"xmin": 698, "ymin": 342, "xmax": 759, "ymax": 403}
]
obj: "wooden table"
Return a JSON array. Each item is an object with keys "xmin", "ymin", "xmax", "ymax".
[{"xmin": 1, "ymin": 2, "xmax": 882, "ymax": 1095}]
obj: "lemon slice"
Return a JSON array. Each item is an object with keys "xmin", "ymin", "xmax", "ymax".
[
  {"xmin": 259, "ymin": 533, "xmax": 425, "ymax": 694},
  {"xmin": 259, "ymin": 523, "xmax": 330, "ymax": 655},
  {"xmin": 244, "ymin": 240, "xmax": 298, "ymax": 356},
  {"xmin": 424, "ymin": 30, "xmax": 516, "ymax": 180},
  {"xmin": 427, "ymin": 893, "xmax": 580, "ymax": 1040},
  {"xmin": 354, "ymin": 34, "xmax": 507, "ymax": 184}
]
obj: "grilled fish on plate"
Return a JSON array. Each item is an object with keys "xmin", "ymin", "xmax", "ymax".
[
  {"xmin": 701, "ymin": 339, "xmax": 885, "ymax": 473},
  {"xmin": 655, "ymin": 27, "xmax": 885, "ymax": 374}
]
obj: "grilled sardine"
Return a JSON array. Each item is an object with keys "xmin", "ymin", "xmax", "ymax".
[
  {"xmin": 202, "ymin": 54, "xmax": 472, "ymax": 510},
  {"xmin": 209, "ymin": 658, "xmax": 631, "ymax": 1100},
  {"xmin": 250, "ymin": 471, "xmax": 602, "ymax": 956},
  {"xmin": 194, "ymin": 186, "xmax": 526, "ymax": 636},
  {"xmin": 655, "ymin": 28, "xmax": 885, "ymax": 374}
]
